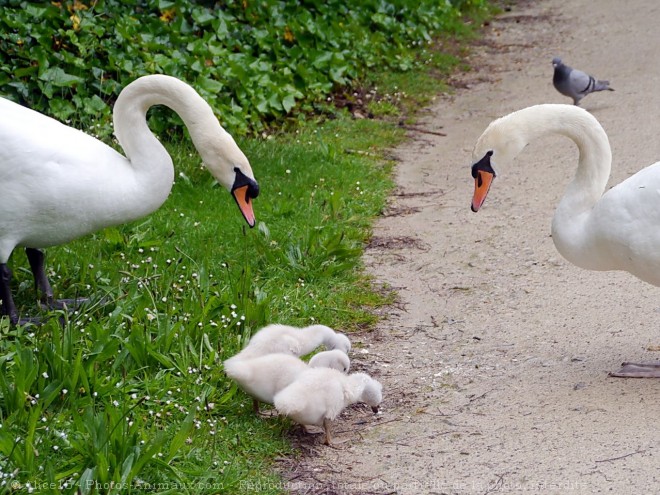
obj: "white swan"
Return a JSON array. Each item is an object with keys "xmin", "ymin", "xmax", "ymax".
[
  {"xmin": 224, "ymin": 349, "xmax": 350, "ymax": 413},
  {"xmin": 235, "ymin": 323, "xmax": 352, "ymax": 360},
  {"xmin": 0, "ymin": 75, "xmax": 259, "ymax": 324},
  {"xmin": 274, "ymin": 368, "xmax": 382, "ymax": 445},
  {"xmin": 470, "ymin": 104, "xmax": 660, "ymax": 378}
]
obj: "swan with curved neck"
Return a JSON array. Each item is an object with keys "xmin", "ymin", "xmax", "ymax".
[
  {"xmin": 470, "ymin": 104, "xmax": 660, "ymax": 378},
  {"xmin": 0, "ymin": 74, "xmax": 259, "ymax": 324}
]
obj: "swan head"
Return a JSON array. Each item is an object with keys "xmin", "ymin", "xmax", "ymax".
[
  {"xmin": 231, "ymin": 167, "xmax": 260, "ymax": 228},
  {"xmin": 362, "ymin": 376, "xmax": 383, "ymax": 413},
  {"xmin": 329, "ymin": 332, "xmax": 351, "ymax": 354},
  {"xmin": 309, "ymin": 350, "xmax": 351, "ymax": 373},
  {"xmin": 199, "ymin": 131, "xmax": 259, "ymax": 227},
  {"xmin": 470, "ymin": 150, "xmax": 496, "ymax": 212},
  {"xmin": 470, "ymin": 112, "xmax": 529, "ymax": 212}
]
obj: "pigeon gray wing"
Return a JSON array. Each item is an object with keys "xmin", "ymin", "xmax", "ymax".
[{"xmin": 568, "ymin": 68, "xmax": 593, "ymax": 95}]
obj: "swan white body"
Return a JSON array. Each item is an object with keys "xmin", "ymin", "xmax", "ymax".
[
  {"xmin": 470, "ymin": 104, "xmax": 660, "ymax": 377},
  {"xmin": 236, "ymin": 323, "xmax": 352, "ymax": 360},
  {"xmin": 0, "ymin": 75, "xmax": 259, "ymax": 323},
  {"xmin": 223, "ymin": 350, "xmax": 350, "ymax": 410},
  {"xmin": 274, "ymin": 368, "xmax": 382, "ymax": 444}
]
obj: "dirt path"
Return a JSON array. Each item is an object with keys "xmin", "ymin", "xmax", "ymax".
[{"xmin": 281, "ymin": 1, "xmax": 660, "ymax": 493}]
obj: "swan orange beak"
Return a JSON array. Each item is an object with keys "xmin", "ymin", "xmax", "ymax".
[
  {"xmin": 470, "ymin": 151, "xmax": 496, "ymax": 212},
  {"xmin": 231, "ymin": 168, "xmax": 259, "ymax": 228},
  {"xmin": 232, "ymin": 185, "xmax": 256, "ymax": 227}
]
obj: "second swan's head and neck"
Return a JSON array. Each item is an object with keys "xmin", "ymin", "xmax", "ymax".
[
  {"xmin": 113, "ymin": 75, "xmax": 260, "ymax": 226},
  {"xmin": 470, "ymin": 104, "xmax": 611, "ymax": 214},
  {"xmin": 469, "ymin": 104, "xmax": 613, "ymax": 268}
]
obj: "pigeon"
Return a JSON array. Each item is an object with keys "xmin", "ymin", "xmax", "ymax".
[{"xmin": 552, "ymin": 57, "xmax": 614, "ymax": 106}]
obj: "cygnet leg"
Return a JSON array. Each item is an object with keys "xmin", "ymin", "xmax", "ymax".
[{"xmin": 323, "ymin": 418, "xmax": 333, "ymax": 445}]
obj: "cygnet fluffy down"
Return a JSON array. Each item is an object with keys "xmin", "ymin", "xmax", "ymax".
[
  {"xmin": 224, "ymin": 350, "xmax": 350, "ymax": 413},
  {"xmin": 274, "ymin": 368, "xmax": 382, "ymax": 444}
]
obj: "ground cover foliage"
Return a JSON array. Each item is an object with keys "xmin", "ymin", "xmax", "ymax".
[
  {"xmin": 0, "ymin": 0, "xmax": 491, "ymax": 493},
  {"xmin": 2, "ymin": 0, "xmax": 484, "ymax": 136}
]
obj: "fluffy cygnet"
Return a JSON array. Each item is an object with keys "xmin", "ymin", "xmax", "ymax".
[
  {"xmin": 224, "ymin": 350, "xmax": 350, "ymax": 413},
  {"xmin": 235, "ymin": 323, "xmax": 351, "ymax": 360},
  {"xmin": 274, "ymin": 368, "xmax": 382, "ymax": 445}
]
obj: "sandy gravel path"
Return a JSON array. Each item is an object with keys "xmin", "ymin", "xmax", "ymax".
[{"xmin": 282, "ymin": 1, "xmax": 660, "ymax": 493}]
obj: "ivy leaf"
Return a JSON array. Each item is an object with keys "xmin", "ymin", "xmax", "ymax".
[
  {"xmin": 39, "ymin": 67, "xmax": 83, "ymax": 87},
  {"xmin": 282, "ymin": 94, "xmax": 296, "ymax": 113},
  {"xmin": 197, "ymin": 76, "xmax": 224, "ymax": 94}
]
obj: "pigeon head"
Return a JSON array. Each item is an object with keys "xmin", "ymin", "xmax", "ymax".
[{"xmin": 552, "ymin": 57, "xmax": 563, "ymax": 68}]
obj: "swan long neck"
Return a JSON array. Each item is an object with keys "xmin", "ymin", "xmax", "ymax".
[
  {"xmin": 480, "ymin": 105, "xmax": 612, "ymax": 262},
  {"xmin": 112, "ymin": 75, "xmax": 225, "ymax": 199}
]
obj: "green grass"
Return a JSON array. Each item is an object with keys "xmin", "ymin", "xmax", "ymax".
[
  {"xmin": 0, "ymin": 112, "xmax": 401, "ymax": 494},
  {"xmin": 0, "ymin": 5, "xmax": 494, "ymax": 493}
]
